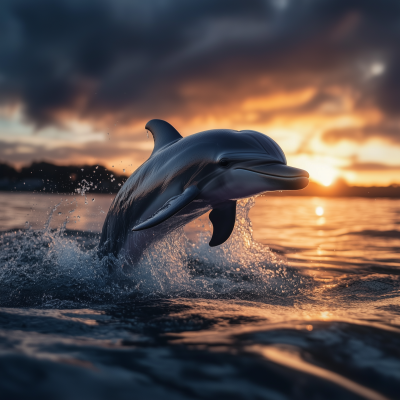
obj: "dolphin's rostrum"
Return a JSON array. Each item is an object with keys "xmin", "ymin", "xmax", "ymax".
[{"xmin": 99, "ymin": 119, "xmax": 309, "ymax": 266}]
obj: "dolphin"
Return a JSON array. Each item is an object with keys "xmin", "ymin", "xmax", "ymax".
[{"xmin": 99, "ymin": 119, "xmax": 309, "ymax": 266}]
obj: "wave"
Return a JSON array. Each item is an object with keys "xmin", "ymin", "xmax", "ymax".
[{"xmin": 344, "ymin": 229, "xmax": 400, "ymax": 239}]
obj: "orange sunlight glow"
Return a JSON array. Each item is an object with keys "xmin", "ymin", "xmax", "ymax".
[
  {"xmin": 321, "ymin": 176, "xmax": 334, "ymax": 186},
  {"xmin": 242, "ymin": 88, "xmax": 316, "ymax": 112},
  {"xmin": 289, "ymin": 156, "xmax": 340, "ymax": 187},
  {"xmin": 310, "ymin": 165, "xmax": 338, "ymax": 187},
  {"xmin": 315, "ymin": 206, "xmax": 324, "ymax": 216}
]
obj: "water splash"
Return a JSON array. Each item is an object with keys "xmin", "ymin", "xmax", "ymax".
[
  {"xmin": 125, "ymin": 198, "xmax": 312, "ymax": 299},
  {"xmin": 0, "ymin": 197, "xmax": 312, "ymax": 308}
]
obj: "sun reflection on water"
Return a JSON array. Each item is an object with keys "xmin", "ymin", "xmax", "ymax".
[{"xmin": 316, "ymin": 206, "xmax": 324, "ymax": 216}]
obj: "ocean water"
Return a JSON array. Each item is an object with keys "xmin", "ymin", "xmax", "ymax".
[{"xmin": 0, "ymin": 192, "xmax": 399, "ymax": 400}]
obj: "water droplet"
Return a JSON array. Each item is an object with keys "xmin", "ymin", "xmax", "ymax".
[
  {"xmin": 146, "ymin": 130, "xmax": 149, "ymax": 138},
  {"xmin": 96, "ymin": 166, "xmax": 98, "ymax": 169},
  {"xmin": 58, "ymin": 212, "xmax": 62, "ymax": 215},
  {"xmin": 81, "ymin": 168, "xmax": 84, "ymax": 171},
  {"xmin": 92, "ymin": 198, "xmax": 95, "ymax": 202},
  {"xmin": 123, "ymin": 169, "xmax": 125, "ymax": 172},
  {"xmin": 112, "ymin": 165, "xmax": 114, "ymax": 168},
  {"xmin": 77, "ymin": 216, "xmax": 80, "ymax": 219}
]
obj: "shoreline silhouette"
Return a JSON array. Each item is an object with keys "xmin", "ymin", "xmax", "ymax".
[{"xmin": 1, "ymin": 161, "xmax": 399, "ymax": 198}]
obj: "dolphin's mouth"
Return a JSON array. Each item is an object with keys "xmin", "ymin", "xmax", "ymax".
[
  {"xmin": 239, "ymin": 163, "xmax": 309, "ymax": 178},
  {"xmin": 238, "ymin": 163, "xmax": 309, "ymax": 190}
]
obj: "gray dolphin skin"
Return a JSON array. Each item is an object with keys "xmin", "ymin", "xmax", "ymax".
[{"xmin": 99, "ymin": 119, "xmax": 309, "ymax": 266}]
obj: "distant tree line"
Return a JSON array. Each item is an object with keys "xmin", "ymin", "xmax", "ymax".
[
  {"xmin": 1, "ymin": 161, "xmax": 400, "ymax": 197},
  {"xmin": 265, "ymin": 178, "xmax": 400, "ymax": 198},
  {"xmin": 0, "ymin": 162, "xmax": 128, "ymax": 193}
]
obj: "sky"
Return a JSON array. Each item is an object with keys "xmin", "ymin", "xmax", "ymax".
[{"xmin": 1, "ymin": 0, "xmax": 400, "ymax": 186}]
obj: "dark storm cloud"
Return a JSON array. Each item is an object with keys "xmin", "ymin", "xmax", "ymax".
[{"xmin": 1, "ymin": 0, "xmax": 400, "ymax": 129}]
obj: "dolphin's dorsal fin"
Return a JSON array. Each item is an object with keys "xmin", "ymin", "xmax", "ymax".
[
  {"xmin": 209, "ymin": 201, "xmax": 237, "ymax": 247},
  {"xmin": 145, "ymin": 119, "xmax": 182, "ymax": 155}
]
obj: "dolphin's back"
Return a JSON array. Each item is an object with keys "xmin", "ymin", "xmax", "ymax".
[
  {"xmin": 99, "ymin": 164, "xmax": 151, "ymax": 259},
  {"xmin": 99, "ymin": 183, "xmax": 136, "ymax": 259},
  {"xmin": 98, "ymin": 152, "xmax": 185, "ymax": 260}
]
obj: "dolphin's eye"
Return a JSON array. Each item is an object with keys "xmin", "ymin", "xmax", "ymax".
[{"xmin": 219, "ymin": 159, "xmax": 230, "ymax": 167}]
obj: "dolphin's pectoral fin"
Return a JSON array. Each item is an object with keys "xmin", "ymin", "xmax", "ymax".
[
  {"xmin": 209, "ymin": 201, "xmax": 237, "ymax": 247},
  {"xmin": 132, "ymin": 186, "xmax": 200, "ymax": 231}
]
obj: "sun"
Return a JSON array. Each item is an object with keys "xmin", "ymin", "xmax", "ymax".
[
  {"xmin": 309, "ymin": 165, "xmax": 337, "ymax": 187},
  {"xmin": 321, "ymin": 176, "xmax": 334, "ymax": 187},
  {"xmin": 289, "ymin": 156, "xmax": 339, "ymax": 187}
]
